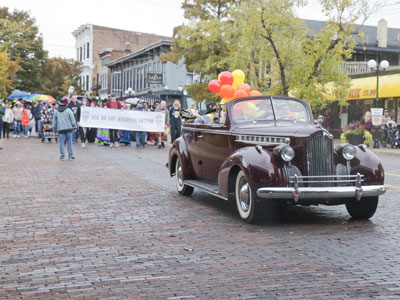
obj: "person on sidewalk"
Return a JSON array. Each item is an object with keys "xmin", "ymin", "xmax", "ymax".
[
  {"xmin": 77, "ymin": 97, "xmax": 88, "ymax": 147},
  {"xmin": 104, "ymin": 94, "xmax": 123, "ymax": 148},
  {"xmin": 53, "ymin": 100, "xmax": 77, "ymax": 161},
  {"xmin": 12, "ymin": 100, "xmax": 23, "ymax": 137},
  {"xmin": 21, "ymin": 105, "xmax": 30, "ymax": 138},
  {"xmin": 33, "ymin": 101, "xmax": 44, "ymax": 138},
  {"xmin": 169, "ymin": 100, "xmax": 182, "ymax": 143},
  {"xmin": 68, "ymin": 95, "xmax": 81, "ymax": 143},
  {"xmin": 155, "ymin": 100, "xmax": 169, "ymax": 149},
  {"xmin": 0, "ymin": 101, "xmax": 5, "ymax": 140},
  {"xmin": 134, "ymin": 102, "xmax": 146, "ymax": 148},
  {"xmin": 2, "ymin": 101, "xmax": 13, "ymax": 138},
  {"xmin": 41, "ymin": 102, "xmax": 56, "ymax": 143}
]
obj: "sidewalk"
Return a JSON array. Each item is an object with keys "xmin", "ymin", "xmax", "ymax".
[{"xmin": 333, "ymin": 139, "xmax": 400, "ymax": 157}]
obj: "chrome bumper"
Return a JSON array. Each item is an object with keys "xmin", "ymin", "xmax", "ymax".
[
  {"xmin": 257, "ymin": 185, "xmax": 386, "ymax": 201},
  {"xmin": 256, "ymin": 173, "xmax": 386, "ymax": 202}
]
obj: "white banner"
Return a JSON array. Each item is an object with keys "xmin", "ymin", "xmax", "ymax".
[{"xmin": 79, "ymin": 107, "xmax": 166, "ymax": 132}]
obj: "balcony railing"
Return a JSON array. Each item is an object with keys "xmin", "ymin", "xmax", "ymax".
[{"xmin": 340, "ymin": 62, "xmax": 400, "ymax": 75}]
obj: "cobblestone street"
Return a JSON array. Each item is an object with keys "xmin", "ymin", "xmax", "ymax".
[{"xmin": 1, "ymin": 138, "xmax": 400, "ymax": 299}]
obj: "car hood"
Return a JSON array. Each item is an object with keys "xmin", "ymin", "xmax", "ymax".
[{"xmin": 231, "ymin": 122, "xmax": 322, "ymax": 138}]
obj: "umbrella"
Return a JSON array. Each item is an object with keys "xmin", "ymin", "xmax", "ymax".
[
  {"xmin": 30, "ymin": 94, "xmax": 57, "ymax": 102},
  {"xmin": 125, "ymin": 97, "xmax": 142, "ymax": 105},
  {"xmin": 7, "ymin": 90, "xmax": 31, "ymax": 99}
]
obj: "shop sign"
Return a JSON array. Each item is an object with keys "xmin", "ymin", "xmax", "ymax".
[
  {"xmin": 371, "ymin": 108, "xmax": 383, "ymax": 126},
  {"xmin": 147, "ymin": 73, "xmax": 163, "ymax": 84}
]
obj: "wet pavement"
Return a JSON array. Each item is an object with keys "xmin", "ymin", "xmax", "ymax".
[{"xmin": 0, "ymin": 137, "xmax": 400, "ymax": 299}]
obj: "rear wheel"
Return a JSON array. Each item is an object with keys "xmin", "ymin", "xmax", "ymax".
[
  {"xmin": 345, "ymin": 196, "xmax": 378, "ymax": 220},
  {"xmin": 175, "ymin": 157, "xmax": 194, "ymax": 196}
]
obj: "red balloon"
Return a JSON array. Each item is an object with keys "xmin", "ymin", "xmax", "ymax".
[
  {"xmin": 208, "ymin": 80, "xmax": 221, "ymax": 94},
  {"xmin": 219, "ymin": 85, "xmax": 235, "ymax": 99},
  {"xmin": 237, "ymin": 83, "xmax": 252, "ymax": 94},
  {"xmin": 219, "ymin": 71, "xmax": 234, "ymax": 85},
  {"xmin": 233, "ymin": 89, "xmax": 248, "ymax": 99},
  {"xmin": 249, "ymin": 90, "xmax": 262, "ymax": 97}
]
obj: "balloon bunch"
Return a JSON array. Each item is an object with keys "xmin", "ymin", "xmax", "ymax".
[{"xmin": 208, "ymin": 70, "xmax": 261, "ymax": 104}]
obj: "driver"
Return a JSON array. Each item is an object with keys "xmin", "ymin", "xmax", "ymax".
[{"xmin": 194, "ymin": 102, "xmax": 219, "ymax": 124}]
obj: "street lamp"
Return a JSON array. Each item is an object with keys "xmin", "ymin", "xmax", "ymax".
[
  {"xmin": 367, "ymin": 59, "xmax": 389, "ymax": 108},
  {"xmin": 124, "ymin": 87, "xmax": 135, "ymax": 97},
  {"xmin": 368, "ymin": 59, "xmax": 389, "ymax": 149}
]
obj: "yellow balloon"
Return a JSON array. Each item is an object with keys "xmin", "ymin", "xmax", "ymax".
[
  {"xmin": 243, "ymin": 102, "xmax": 257, "ymax": 116},
  {"xmin": 218, "ymin": 73, "xmax": 221, "ymax": 82},
  {"xmin": 232, "ymin": 69, "xmax": 245, "ymax": 86}
]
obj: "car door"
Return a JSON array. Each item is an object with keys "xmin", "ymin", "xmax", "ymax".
[
  {"xmin": 197, "ymin": 124, "xmax": 231, "ymax": 182},
  {"xmin": 182, "ymin": 125, "xmax": 203, "ymax": 179}
]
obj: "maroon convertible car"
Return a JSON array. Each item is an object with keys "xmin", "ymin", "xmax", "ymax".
[{"xmin": 168, "ymin": 96, "xmax": 386, "ymax": 223}]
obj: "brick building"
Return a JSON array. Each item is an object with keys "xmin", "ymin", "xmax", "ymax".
[{"xmin": 72, "ymin": 24, "xmax": 174, "ymax": 96}]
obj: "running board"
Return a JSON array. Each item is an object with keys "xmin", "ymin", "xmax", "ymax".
[{"xmin": 184, "ymin": 180, "xmax": 228, "ymax": 201}]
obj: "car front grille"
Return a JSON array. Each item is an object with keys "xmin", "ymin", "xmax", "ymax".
[{"xmin": 306, "ymin": 132, "xmax": 333, "ymax": 187}]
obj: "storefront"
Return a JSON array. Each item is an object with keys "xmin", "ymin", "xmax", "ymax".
[{"xmin": 345, "ymin": 73, "xmax": 400, "ymax": 124}]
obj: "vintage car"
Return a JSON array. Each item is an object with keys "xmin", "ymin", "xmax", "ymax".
[{"xmin": 168, "ymin": 96, "xmax": 386, "ymax": 223}]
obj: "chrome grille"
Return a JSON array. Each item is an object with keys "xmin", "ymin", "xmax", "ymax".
[{"xmin": 306, "ymin": 132, "xmax": 333, "ymax": 187}]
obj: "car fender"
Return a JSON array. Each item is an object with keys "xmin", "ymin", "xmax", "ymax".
[
  {"xmin": 334, "ymin": 145, "xmax": 384, "ymax": 185},
  {"xmin": 168, "ymin": 137, "xmax": 196, "ymax": 180},
  {"xmin": 349, "ymin": 147, "xmax": 384, "ymax": 185},
  {"xmin": 218, "ymin": 146, "xmax": 286, "ymax": 199}
]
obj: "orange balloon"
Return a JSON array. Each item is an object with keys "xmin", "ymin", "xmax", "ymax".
[
  {"xmin": 249, "ymin": 90, "xmax": 262, "ymax": 96},
  {"xmin": 219, "ymin": 85, "xmax": 235, "ymax": 99},
  {"xmin": 237, "ymin": 83, "xmax": 252, "ymax": 95},
  {"xmin": 233, "ymin": 89, "xmax": 248, "ymax": 99}
]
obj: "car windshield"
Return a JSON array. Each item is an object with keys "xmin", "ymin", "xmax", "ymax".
[{"xmin": 231, "ymin": 98, "xmax": 310, "ymax": 123}]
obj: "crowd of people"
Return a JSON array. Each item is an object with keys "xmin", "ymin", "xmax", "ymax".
[{"xmin": 0, "ymin": 94, "xmax": 189, "ymax": 160}]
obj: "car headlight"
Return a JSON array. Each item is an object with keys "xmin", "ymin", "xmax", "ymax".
[
  {"xmin": 281, "ymin": 145, "xmax": 295, "ymax": 162},
  {"xmin": 343, "ymin": 145, "xmax": 356, "ymax": 160}
]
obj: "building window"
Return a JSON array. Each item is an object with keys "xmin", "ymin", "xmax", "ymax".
[
  {"xmin": 136, "ymin": 68, "xmax": 139, "ymax": 90},
  {"xmin": 132, "ymin": 69, "xmax": 136, "ymax": 90},
  {"xmin": 87, "ymin": 42, "xmax": 90, "ymax": 59},
  {"xmin": 86, "ymin": 75, "xmax": 89, "ymax": 91},
  {"xmin": 80, "ymin": 47, "xmax": 82, "ymax": 61}
]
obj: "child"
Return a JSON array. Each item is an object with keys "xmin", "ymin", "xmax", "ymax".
[{"xmin": 394, "ymin": 130, "xmax": 400, "ymax": 148}]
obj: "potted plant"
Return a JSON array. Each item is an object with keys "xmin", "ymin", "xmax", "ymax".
[{"xmin": 341, "ymin": 121, "xmax": 373, "ymax": 145}]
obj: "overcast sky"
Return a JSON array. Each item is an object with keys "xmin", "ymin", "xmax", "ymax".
[{"xmin": 2, "ymin": 0, "xmax": 400, "ymax": 59}]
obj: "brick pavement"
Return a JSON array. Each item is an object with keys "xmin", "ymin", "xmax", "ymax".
[{"xmin": 0, "ymin": 137, "xmax": 400, "ymax": 299}]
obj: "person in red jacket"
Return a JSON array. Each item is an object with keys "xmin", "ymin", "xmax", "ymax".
[
  {"xmin": 21, "ymin": 106, "xmax": 30, "ymax": 138},
  {"xmin": 104, "ymin": 94, "xmax": 123, "ymax": 148}
]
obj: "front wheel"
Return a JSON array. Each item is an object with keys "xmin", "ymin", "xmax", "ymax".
[
  {"xmin": 345, "ymin": 196, "xmax": 378, "ymax": 220},
  {"xmin": 235, "ymin": 170, "xmax": 256, "ymax": 223},
  {"xmin": 175, "ymin": 157, "xmax": 194, "ymax": 196}
]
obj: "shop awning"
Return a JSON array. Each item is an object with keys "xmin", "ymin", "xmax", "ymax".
[{"xmin": 347, "ymin": 74, "xmax": 400, "ymax": 100}]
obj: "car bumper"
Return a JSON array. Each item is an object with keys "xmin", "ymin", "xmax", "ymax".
[{"xmin": 256, "ymin": 185, "xmax": 386, "ymax": 202}]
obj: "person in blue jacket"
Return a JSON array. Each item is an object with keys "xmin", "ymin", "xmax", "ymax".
[{"xmin": 53, "ymin": 99, "xmax": 77, "ymax": 161}]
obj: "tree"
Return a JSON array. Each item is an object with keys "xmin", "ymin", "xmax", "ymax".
[
  {"xmin": 228, "ymin": 0, "xmax": 380, "ymax": 110},
  {"xmin": 0, "ymin": 7, "xmax": 47, "ymax": 93},
  {"xmin": 40, "ymin": 57, "xmax": 83, "ymax": 98},
  {"xmin": 160, "ymin": 0, "xmax": 237, "ymax": 102},
  {"xmin": 0, "ymin": 50, "xmax": 17, "ymax": 98}
]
